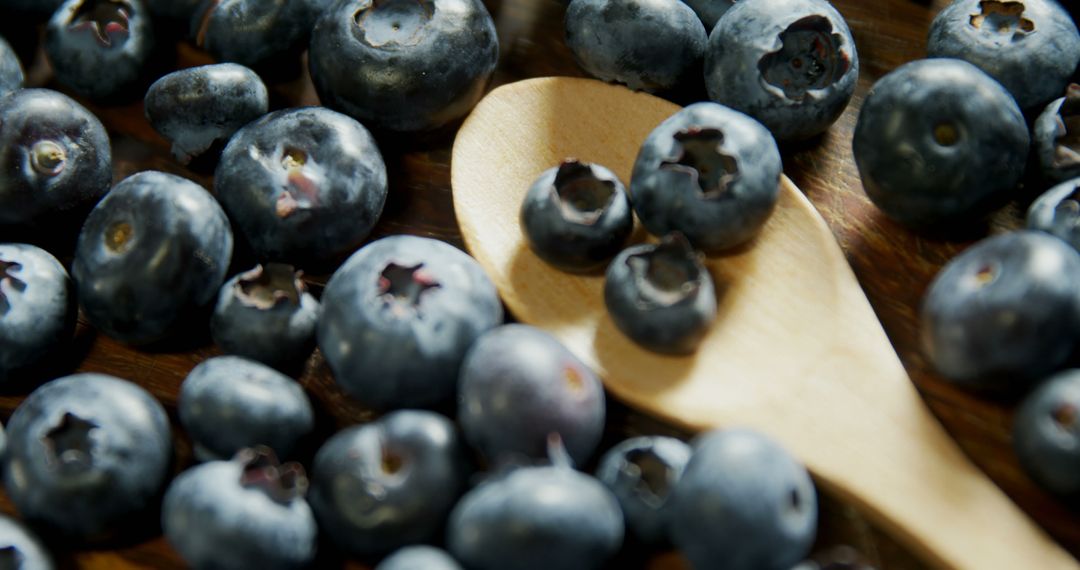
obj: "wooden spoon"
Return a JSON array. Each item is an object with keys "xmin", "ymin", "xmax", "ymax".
[{"xmin": 450, "ymin": 77, "xmax": 1078, "ymax": 569}]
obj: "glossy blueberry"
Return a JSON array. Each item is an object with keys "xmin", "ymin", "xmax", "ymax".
[
  {"xmin": 211, "ymin": 264, "xmax": 320, "ymax": 372},
  {"xmin": 564, "ymin": 0, "xmax": 706, "ymax": 93},
  {"xmin": 45, "ymin": 0, "xmax": 156, "ymax": 101},
  {"xmin": 318, "ymin": 235, "xmax": 502, "ymax": 410},
  {"xmin": 309, "ymin": 410, "xmax": 470, "ymax": 557},
  {"xmin": 145, "ymin": 63, "xmax": 269, "ymax": 165},
  {"xmin": 309, "ymin": 0, "xmax": 498, "ymax": 132},
  {"xmin": 520, "ymin": 159, "xmax": 633, "ymax": 272},
  {"xmin": 704, "ymin": 0, "xmax": 858, "ymax": 141},
  {"xmin": 853, "ymin": 59, "xmax": 1029, "ymax": 227},
  {"xmin": 178, "ymin": 356, "xmax": 314, "ymax": 462},
  {"xmin": 630, "ymin": 102, "xmax": 781, "ymax": 251},
  {"xmin": 72, "ymin": 171, "xmax": 233, "ymax": 345},
  {"xmin": 604, "ymin": 234, "xmax": 716, "ymax": 355},
  {"xmin": 1026, "ymin": 177, "xmax": 1080, "ymax": 251},
  {"xmin": 0, "ymin": 244, "xmax": 75, "ymax": 382},
  {"xmin": 458, "ymin": 324, "xmax": 605, "ymax": 466},
  {"xmin": 376, "ymin": 546, "xmax": 462, "ymax": 570},
  {"xmin": 447, "ymin": 465, "xmax": 624, "ymax": 570},
  {"xmin": 921, "ymin": 230, "xmax": 1080, "ymax": 392},
  {"xmin": 1033, "ymin": 84, "xmax": 1080, "ymax": 184},
  {"xmin": 927, "ymin": 0, "xmax": 1080, "ymax": 111},
  {"xmin": 1013, "ymin": 369, "xmax": 1080, "ymax": 500},
  {"xmin": 681, "ymin": 0, "xmax": 735, "ymax": 32},
  {"xmin": 0, "ymin": 514, "xmax": 54, "ymax": 570},
  {"xmin": 0, "ymin": 89, "xmax": 112, "ymax": 231},
  {"xmin": 595, "ymin": 435, "xmax": 691, "ymax": 544},
  {"xmin": 163, "ymin": 448, "xmax": 317, "ymax": 570},
  {"xmin": 668, "ymin": 428, "xmax": 817, "ymax": 570},
  {"xmin": 215, "ymin": 107, "xmax": 387, "ymax": 267},
  {"xmin": 2, "ymin": 373, "xmax": 172, "ymax": 541},
  {"xmin": 0, "ymin": 35, "xmax": 24, "ymax": 97},
  {"xmin": 191, "ymin": 0, "xmax": 321, "ymax": 71}
]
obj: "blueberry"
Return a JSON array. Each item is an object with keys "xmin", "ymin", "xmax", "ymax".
[
  {"xmin": 162, "ymin": 447, "xmax": 317, "ymax": 570},
  {"xmin": 1026, "ymin": 177, "xmax": 1080, "ymax": 251},
  {"xmin": 630, "ymin": 102, "xmax": 781, "ymax": 251},
  {"xmin": 144, "ymin": 63, "xmax": 269, "ymax": 165},
  {"xmin": 1033, "ymin": 83, "xmax": 1080, "ymax": 184},
  {"xmin": 853, "ymin": 58, "xmax": 1029, "ymax": 227},
  {"xmin": 318, "ymin": 235, "xmax": 503, "ymax": 410},
  {"xmin": 178, "ymin": 356, "xmax": 314, "ymax": 462},
  {"xmin": 72, "ymin": 171, "xmax": 233, "ymax": 345},
  {"xmin": 0, "ymin": 34, "xmax": 24, "ymax": 97},
  {"xmin": 214, "ymin": 106, "xmax": 387, "ymax": 267},
  {"xmin": 594, "ymin": 435, "xmax": 691, "ymax": 544},
  {"xmin": 0, "ymin": 89, "xmax": 112, "ymax": 231},
  {"xmin": 376, "ymin": 546, "xmax": 462, "ymax": 570},
  {"xmin": 191, "ymin": 0, "xmax": 319, "ymax": 72},
  {"xmin": 458, "ymin": 324, "xmax": 605, "ymax": 466},
  {"xmin": 564, "ymin": 0, "xmax": 706, "ymax": 93},
  {"xmin": 604, "ymin": 233, "xmax": 716, "ymax": 355},
  {"xmin": 308, "ymin": 410, "xmax": 470, "ymax": 558},
  {"xmin": 447, "ymin": 465, "xmax": 624, "ymax": 570},
  {"xmin": 45, "ymin": 0, "xmax": 156, "ymax": 101},
  {"xmin": 704, "ymin": 0, "xmax": 858, "ymax": 141},
  {"xmin": 680, "ymin": 0, "xmax": 735, "ymax": 32},
  {"xmin": 210, "ymin": 264, "xmax": 320, "ymax": 372},
  {"xmin": 2, "ymin": 373, "xmax": 172, "ymax": 541},
  {"xmin": 520, "ymin": 159, "xmax": 633, "ymax": 273},
  {"xmin": 921, "ymin": 230, "xmax": 1080, "ymax": 392},
  {"xmin": 309, "ymin": 0, "xmax": 498, "ymax": 132},
  {"xmin": 927, "ymin": 0, "xmax": 1080, "ymax": 111},
  {"xmin": 0, "ymin": 244, "xmax": 75, "ymax": 382},
  {"xmin": 1013, "ymin": 368, "xmax": 1080, "ymax": 501},
  {"xmin": 0, "ymin": 514, "xmax": 54, "ymax": 570},
  {"xmin": 667, "ymin": 428, "xmax": 817, "ymax": 570}
]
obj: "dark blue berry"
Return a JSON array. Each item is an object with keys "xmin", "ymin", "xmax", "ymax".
[
  {"xmin": 0, "ymin": 89, "xmax": 112, "ymax": 231},
  {"xmin": 45, "ymin": 0, "xmax": 156, "ymax": 101},
  {"xmin": 2, "ymin": 373, "xmax": 172, "ymax": 541},
  {"xmin": 0, "ymin": 35, "xmax": 24, "ymax": 97},
  {"xmin": 309, "ymin": 0, "xmax": 499, "ymax": 132},
  {"xmin": 927, "ymin": 0, "xmax": 1080, "ymax": 111},
  {"xmin": 564, "ymin": 0, "xmax": 706, "ymax": 93},
  {"xmin": 853, "ymin": 58, "xmax": 1029, "ymax": 227},
  {"xmin": 0, "ymin": 514, "xmax": 54, "ymax": 570},
  {"xmin": 191, "ymin": 0, "xmax": 320, "ymax": 72},
  {"xmin": 920, "ymin": 230, "xmax": 1080, "ymax": 392},
  {"xmin": 72, "ymin": 171, "xmax": 233, "ymax": 345},
  {"xmin": 595, "ymin": 435, "xmax": 691, "ymax": 544},
  {"xmin": 604, "ymin": 233, "xmax": 716, "ymax": 355},
  {"xmin": 667, "ymin": 428, "xmax": 817, "ymax": 570},
  {"xmin": 1013, "ymin": 368, "xmax": 1080, "ymax": 501},
  {"xmin": 309, "ymin": 410, "xmax": 471, "ymax": 558},
  {"xmin": 376, "ymin": 546, "xmax": 462, "ymax": 570},
  {"xmin": 1033, "ymin": 83, "xmax": 1080, "ymax": 185},
  {"xmin": 144, "ymin": 63, "xmax": 269, "ymax": 165},
  {"xmin": 163, "ymin": 447, "xmax": 317, "ymax": 569},
  {"xmin": 447, "ymin": 465, "xmax": 624, "ymax": 570},
  {"xmin": 1026, "ymin": 177, "xmax": 1080, "ymax": 251},
  {"xmin": 318, "ymin": 235, "xmax": 503, "ymax": 410},
  {"xmin": 630, "ymin": 102, "xmax": 782, "ymax": 251},
  {"xmin": 215, "ymin": 106, "xmax": 387, "ymax": 267},
  {"xmin": 0, "ymin": 244, "xmax": 75, "ymax": 383},
  {"xmin": 458, "ymin": 324, "xmax": 605, "ymax": 467},
  {"xmin": 178, "ymin": 356, "xmax": 314, "ymax": 462},
  {"xmin": 704, "ymin": 0, "xmax": 858, "ymax": 141},
  {"xmin": 520, "ymin": 159, "xmax": 633, "ymax": 273},
  {"xmin": 211, "ymin": 264, "xmax": 320, "ymax": 372}
]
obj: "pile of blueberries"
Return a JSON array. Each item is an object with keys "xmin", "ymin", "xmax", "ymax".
[{"xmin": 0, "ymin": 0, "xmax": 842, "ymax": 569}]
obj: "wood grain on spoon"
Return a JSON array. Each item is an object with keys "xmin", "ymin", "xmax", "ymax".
[{"xmin": 450, "ymin": 76, "xmax": 1077, "ymax": 570}]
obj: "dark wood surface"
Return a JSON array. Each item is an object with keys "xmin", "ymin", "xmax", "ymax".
[{"xmin": 0, "ymin": 0, "xmax": 1076, "ymax": 568}]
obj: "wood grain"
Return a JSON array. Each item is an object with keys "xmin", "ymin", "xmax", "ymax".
[{"xmin": 0, "ymin": 0, "xmax": 1075, "ymax": 568}]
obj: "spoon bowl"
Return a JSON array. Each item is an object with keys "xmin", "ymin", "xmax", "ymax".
[{"xmin": 450, "ymin": 76, "xmax": 1076, "ymax": 569}]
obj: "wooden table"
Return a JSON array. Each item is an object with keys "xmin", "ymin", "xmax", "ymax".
[{"xmin": 0, "ymin": 0, "xmax": 1076, "ymax": 568}]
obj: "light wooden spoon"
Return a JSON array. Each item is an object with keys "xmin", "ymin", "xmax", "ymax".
[{"xmin": 450, "ymin": 77, "xmax": 1076, "ymax": 569}]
